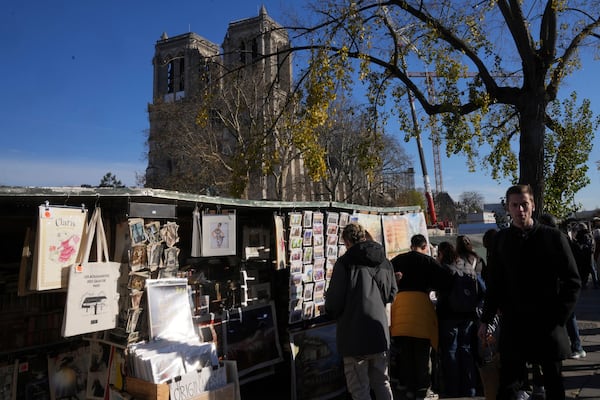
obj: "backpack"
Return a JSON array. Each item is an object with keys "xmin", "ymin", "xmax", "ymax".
[{"xmin": 447, "ymin": 259, "xmax": 479, "ymax": 313}]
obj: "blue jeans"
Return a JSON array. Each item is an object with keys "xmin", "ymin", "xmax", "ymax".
[
  {"xmin": 439, "ymin": 318, "xmax": 478, "ymax": 397},
  {"xmin": 566, "ymin": 312, "xmax": 583, "ymax": 352}
]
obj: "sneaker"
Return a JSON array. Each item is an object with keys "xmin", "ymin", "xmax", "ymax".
[
  {"xmin": 416, "ymin": 389, "xmax": 439, "ymax": 400},
  {"xmin": 516, "ymin": 390, "xmax": 531, "ymax": 400},
  {"xmin": 570, "ymin": 349, "xmax": 587, "ymax": 359}
]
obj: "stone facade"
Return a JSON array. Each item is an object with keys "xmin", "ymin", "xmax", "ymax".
[{"xmin": 146, "ymin": 6, "xmax": 313, "ymax": 200}]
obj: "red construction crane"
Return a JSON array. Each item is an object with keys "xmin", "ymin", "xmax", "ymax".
[{"xmin": 406, "ymin": 71, "xmax": 480, "ymax": 227}]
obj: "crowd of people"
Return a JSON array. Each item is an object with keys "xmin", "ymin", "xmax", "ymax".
[{"xmin": 325, "ymin": 184, "xmax": 598, "ymax": 400}]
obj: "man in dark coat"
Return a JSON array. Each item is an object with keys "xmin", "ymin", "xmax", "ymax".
[
  {"xmin": 325, "ymin": 222, "xmax": 398, "ymax": 400},
  {"xmin": 478, "ymin": 184, "xmax": 581, "ymax": 400}
]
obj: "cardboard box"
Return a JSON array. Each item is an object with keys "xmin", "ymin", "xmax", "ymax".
[
  {"xmin": 124, "ymin": 361, "xmax": 240, "ymax": 400},
  {"xmin": 125, "ymin": 376, "xmax": 169, "ymax": 400}
]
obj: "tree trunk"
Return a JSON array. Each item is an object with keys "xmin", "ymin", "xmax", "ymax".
[{"xmin": 518, "ymin": 96, "xmax": 547, "ymax": 218}]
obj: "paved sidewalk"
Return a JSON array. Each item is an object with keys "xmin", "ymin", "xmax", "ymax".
[{"xmin": 563, "ymin": 287, "xmax": 600, "ymax": 399}]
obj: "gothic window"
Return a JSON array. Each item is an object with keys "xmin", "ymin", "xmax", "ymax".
[
  {"xmin": 276, "ymin": 45, "xmax": 282, "ymax": 84},
  {"xmin": 167, "ymin": 61, "xmax": 174, "ymax": 93},
  {"xmin": 239, "ymin": 42, "xmax": 246, "ymax": 64},
  {"xmin": 252, "ymin": 39, "xmax": 258, "ymax": 60},
  {"xmin": 178, "ymin": 58, "xmax": 185, "ymax": 91},
  {"xmin": 200, "ymin": 58, "xmax": 211, "ymax": 85}
]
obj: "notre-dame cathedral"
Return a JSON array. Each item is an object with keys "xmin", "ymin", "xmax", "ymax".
[{"xmin": 146, "ymin": 6, "xmax": 415, "ymax": 203}]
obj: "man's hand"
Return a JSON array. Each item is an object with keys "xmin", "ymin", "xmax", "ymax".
[{"xmin": 395, "ymin": 271, "xmax": 403, "ymax": 282}]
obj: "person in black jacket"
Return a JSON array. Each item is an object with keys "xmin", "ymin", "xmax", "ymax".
[
  {"xmin": 478, "ymin": 185, "xmax": 581, "ymax": 400},
  {"xmin": 325, "ymin": 222, "xmax": 398, "ymax": 400},
  {"xmin": 436, "ymin": 241, "xmax": 480, "ymax": 397}
]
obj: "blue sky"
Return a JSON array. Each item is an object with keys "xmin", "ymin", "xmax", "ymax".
[{"xmin": 1, "ymin": 1, "xmax": 598, "ymax": 210}]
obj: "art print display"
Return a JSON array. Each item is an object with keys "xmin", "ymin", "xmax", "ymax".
[
  {"xmin": 338, "ymin": 212, "xmax": 350, "ymax": 228},
  {"xmin": 144, "ymin": 221, "xmax": 161, "ymax": 243},
  {"xmin": 382, "ymin": 214, "xmax": 411, "ymax": 259},
  {"xmin": 382, "ymin": 212, "xmax": 428, "ymax": 259},
  {"xmin": 274, "ymin": 215, "xmax": 287, "ymax": 270},
  {"xmin": 160, "ymin": 222, "xmax": 180, "ymax": 248},
  {"xmin": 129, "ymin": 244, "xmax": 147, "ymax": 272},
  {"xmin": 288, "ymin": 209, "xmax": 343, "ymax": 324},
  {"xmin": 312, "ymin": 212, "xmax": 324, "ymax": 226},
  {"xmin": 242, "ymin": 225, "xmax": 270, "ymax": 260},
  {"xmin": 47, "ymin": 343, "xmax": 90, "ymax": 400},
  {"xmin": 404, "ymin": 212, "xmax": 429, "ymax": 243},
  {"xmin": 223, "ymin": 302, "xmax": 282, "ymax": 377},
  {"xmin": 0, "ymin": 360, "xmax": 17, "ymax": 400},
  {"xmin": 352, "ymin": 212, "xmax": 383, "ymax": 244},
  {"xmin": 146, "ymin": 278, "xmax": 195, "ymax": 340},
  {"xmin": 201, "ymin": 213, "xmax": 237, "ymax": 256},
  {"xmin": 86, "ymin": 340, "xmax": 112, "ymax": 400},
  {"xmin": 302, "ymin": 301, "xmax": 314, "ymax": 320},
  {"xmin": 16, "ymin": 353, "xmax": 51, "ymax": 400},
  {"xmin": 290, "ymin": 323, "xmax": 346, "ymax": 400},
  {"xmin": 128, "ymin": 218, "xmax": 146, "ymax": 245},
  {"xmin": 289, "ymin": 212, "xmax": 302, "ymax": 227},
  {"xmin": 302, "ymin": 211, "xmax": 313, "ymax": 228},
  {"xmin": 31, "ymin": 205, "xmax": 88, "ymax": 290}
]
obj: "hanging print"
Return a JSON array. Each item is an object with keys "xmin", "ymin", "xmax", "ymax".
[{"xmin": 201, "ymin": 212, "xmax": 237, "ymax": 256}]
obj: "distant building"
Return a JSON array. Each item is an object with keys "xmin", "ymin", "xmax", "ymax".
[
  {"xmin": 466, "ymin": 211, "xmax": 496, "ymax": 224},
  {"xmin": 145, "ymin": 7, "xmax": 415, "ymax": 203},
  {"xmin": 458, "ymin": 205, "xmax": 503, "ymax": 234},
  {"xmin": 146, "ymin": 6, "xmax": 309, "ymax": 200}
]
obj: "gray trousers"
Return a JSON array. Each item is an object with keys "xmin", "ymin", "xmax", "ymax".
[{"xmin": 343, "ymin": 351, "xmax": 393, "ymax": 400}]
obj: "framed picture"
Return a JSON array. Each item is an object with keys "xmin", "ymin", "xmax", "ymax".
[
  {"xmin": 47, "ymin": 343, "xmax": 90, "ymax": 400},
  {"xmin": 290, "ymin": 323, "xmax": 346, "ymax": 400},
  {"xmin": 201, "ymin": 213, "xmax": 237, "ymax": 256},
  {"xmin": 223, "ymin": 302, "xmax": 283, "ymax": 377}
]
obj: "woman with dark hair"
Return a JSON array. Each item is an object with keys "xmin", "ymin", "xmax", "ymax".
[
  {"xmin": 456, "ymin": 235, "xmax": 485, "ymax": 276},
  {"xmin": 435, "ymin": 241, "xmax": 479, "ymax": 397}
]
